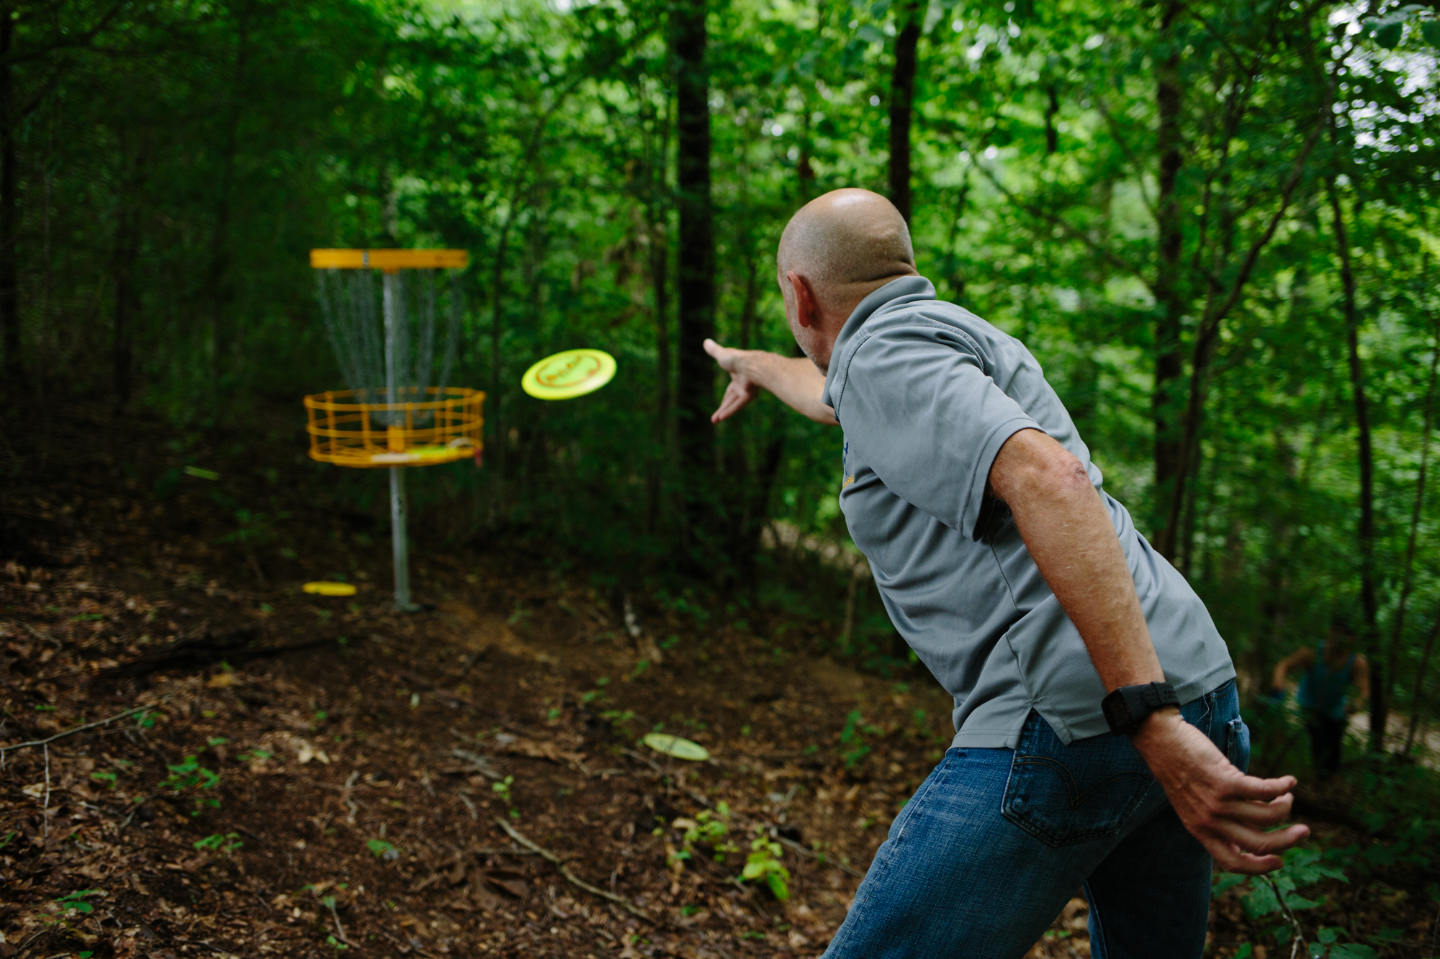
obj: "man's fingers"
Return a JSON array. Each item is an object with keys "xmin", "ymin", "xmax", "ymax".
[
  {"xmin": 1206, "ymin": 822, "xmax": 1309, "ymax": 875},
  {"xmin": 703, "ymin": 338, "xmax": 732, "ymax": 366},
  {"xmin": 1224, "ymin": 773, "xmax": 1298, "ymax": 803},
  {"xmin": 1203, "ymin": 818, "xmax": 1309, "ymax": 875},
  {"xmin": 1218, "ymin": 794, "xmax": 1294, "ymax": 828}
]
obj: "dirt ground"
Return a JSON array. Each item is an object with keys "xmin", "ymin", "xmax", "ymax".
[{"xmin": 1, "ymin": 402, "xmax": 1434, "ymax": 958}]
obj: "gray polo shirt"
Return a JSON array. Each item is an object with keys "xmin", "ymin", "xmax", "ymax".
[{"xmin": 822, "ymin": 276, "xmax": 1234, "ymax": 748}]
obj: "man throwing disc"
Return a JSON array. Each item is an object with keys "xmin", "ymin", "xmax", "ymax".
[{"xmin": 703, "ymin": 188, "xmax": 1307, "ymax": 958}]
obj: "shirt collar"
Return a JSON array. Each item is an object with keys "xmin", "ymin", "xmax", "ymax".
[{"xmin": 822, "ymin": 274, "xmax": 936, "ymax": 411}]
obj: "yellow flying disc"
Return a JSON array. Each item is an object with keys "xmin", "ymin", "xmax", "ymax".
[
  {"xmin": 521, "ymin": 348, "xmax": 617, "ymax": 400},
  {"xmin": 303, "ymin": 581, "xmax": 357, "ymax": 597}
]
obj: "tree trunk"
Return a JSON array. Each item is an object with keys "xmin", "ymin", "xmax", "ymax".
[
  {"xmin": 671, "ymin": 0, "xmax": 716, "ymax": 558},
  {"xmin": 1327, "ymin": 181, "xmax": 1382, "ymax": 752},
  {"xmin": 205, "ymin": 5, "xmax": 251, "ymax": 391},
  {"xmin": 0, "ymin": 5, "xmax": 21, "ymax": 388},
  {"xmin": 886, "ymin": 0, "xmax": 920, "ymax": 223},
  {"xmin": 1151, "ymin": 0, "xmax": 1186, "ymax": 556},
  {"xmin": 1387, "ymin": 314, "xmax": 1436, "ymax": 721},
  {"xmin": 1404, "ymin": 605, "xmax": 1440, "ymax": 755},
  {"xmin": 112, "ymin": 190, "xmax": 141, "ymax": 414}
]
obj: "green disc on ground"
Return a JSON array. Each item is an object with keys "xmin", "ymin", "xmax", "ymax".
[{"xmin": 642, "ymin": 732, "xmax": 710, "ymax": 762}]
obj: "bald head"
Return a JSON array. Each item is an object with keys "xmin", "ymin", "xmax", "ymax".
[{"xmin": 777, "ymin": 188, "xmax": 917, "ymax": 310}]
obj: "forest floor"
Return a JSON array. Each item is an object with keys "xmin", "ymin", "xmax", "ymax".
[{"xmin": 2, "ymin": 401, "xmax": 1438, "ymax": 959}]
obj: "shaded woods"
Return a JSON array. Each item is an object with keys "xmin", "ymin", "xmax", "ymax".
[{"xmin": 2, "ymin": 0, "xmax": 1439, "ymax": 956}]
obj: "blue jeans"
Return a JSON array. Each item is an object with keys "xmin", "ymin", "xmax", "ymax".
[{"xmin": 821, "ymin": 681, "xmax": 1250, "ymax": 959}]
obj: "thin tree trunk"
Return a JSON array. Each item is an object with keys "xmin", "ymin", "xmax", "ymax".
[
  {"xmin": 671, "ymin": 0, "xmax": 716, "ymax": 558},
  {"xmin": 1387, "ymin": 315, "xmax": 1436, "ymax": 707},
  {"xmin": 205, "ymin": 6, "xmax": 251, "ymax": 390},
  {"xmin": 0, "ymin": 5, "xmax": 21, "ymax": 388},
  {"xmin": 1404, "ymin": 605, "xmax": 1440, "ymax": 755},
  {"xmin": 1327, "ymin": 180, "xmax": 1382, "ymax": 752},
  {"xmin": 112, "ymin": 183, "xmax": 141, "ymax": 413},
  {"xmin": 1151, "ymin": 0, "xmax": 1186, "ymax": 555},
  {"xmin": 887, "ymin": 0, "xmax": 920, "ymax": 223}
]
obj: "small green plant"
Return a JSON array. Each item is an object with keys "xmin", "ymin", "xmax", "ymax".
[
  {"xmin": 1213, "ymin": 848, "xmax": 1375, "ymax": 958},
  {"xmin": 366, "ymin": 838, "xmax": 398, "ymax": 860},
  {"xmin": 492, "ymin": 775, "xmax": 519, "ymax": 818},
  {"xmin": 740, "ymin": 832, "xmax": 791, "ymax": 901},
  {"xmin": 194, "ymin": 832, "xmax": 243, "ymax": 854},
  {"xmin": 54, "ymin": 889, "xmax": 102, "ymax": 915},
  {"xmin": 580, "ymin": 676, "xmax": 611, "ymax": 706},
  {"xmin": 669, "ymin": 803, "xmax": 739, "ymax": 872},
  {"xmin": 90, "ymin": 770, "xmax": 118, "ymax": 789},
  {"xmin": 839, "ymin": 709, "xmax": 882, "ymax": 770},
  {"xmin": 162, "ymin": 755, "xmax": 222, "ymax": 815}
]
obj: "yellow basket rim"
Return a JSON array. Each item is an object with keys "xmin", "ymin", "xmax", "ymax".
[{"xmin": 310, "ymin": 249, "xmax": 469, "ymax": 270}]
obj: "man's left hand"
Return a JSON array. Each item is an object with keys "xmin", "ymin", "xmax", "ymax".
[{"xmin": 1132, "ymin": 710, "xmax": 1309, "ymax": 875}]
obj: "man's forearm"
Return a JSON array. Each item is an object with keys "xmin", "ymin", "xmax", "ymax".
[{"xmin": 742, "ymin": 352, "xmax": 837, "ymax": 425}]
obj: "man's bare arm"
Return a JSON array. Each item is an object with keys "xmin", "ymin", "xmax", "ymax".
[
  {"xmin": 987, "ymin": 427, "xmax": 1309, "ymax": 875},
  {"xmin": 704, "ymin": 338, "xmax": 837, "ymax": 425}
]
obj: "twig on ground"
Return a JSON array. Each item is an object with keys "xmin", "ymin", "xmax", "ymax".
[
  {"xmin": 777, "ymin": 834, "xmax": 863, "ymax": 879},
  {"xmin": 493, "ymin": 815, "xmax": 653, "ymax": 922},
  {"xmin": 19, "ymin": 620, "xmax": 60, "ymax": 648},
  {"xmin": 324, "ymin": 892, "xmax": 352, "ymax": 949},
  {"xmin": 0, "ymin": 700, "xmax": 164, "ymax": 765},
  {"xmin": 42, "ymin": 743, "xmax": 51, "ymax": 841},
  {"xmin": 1263, "ymin": 874, "xmax": 1307, "ymax": 959},
  {"xmin": 342, "ymin": 769, "xmax": 360, "ymax": 823}
]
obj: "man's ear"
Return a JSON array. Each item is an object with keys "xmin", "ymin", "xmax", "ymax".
[{"xmin": 787, "ymin": 271, "xmax": 819, "ymax": 328}]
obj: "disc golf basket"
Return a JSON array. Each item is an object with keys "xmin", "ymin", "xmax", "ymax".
[{"xmin": 304, "ymin": 249, "xmax": 483, "ymax": 610}]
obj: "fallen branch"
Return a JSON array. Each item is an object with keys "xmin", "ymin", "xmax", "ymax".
[
  {"xmin": 0, "ymin": 700, "xmax": 164, "ymax": 765},
  {"xmin": 492, "ymin": 816, "xmax": 653, "ymax": 922}
]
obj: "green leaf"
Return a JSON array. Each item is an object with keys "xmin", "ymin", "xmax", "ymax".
[
  {"xmin": 642, "ymin": 733, "xmax": 710, "ymax": 762},
  {"xmin": 1421, "ymin": 20, "xmax": 1440, "ymax": 47},
  {"xmin": 1328, "ymin": 946, "xmax": 1378, "ymax": 959},
  {"xmin": 1372, "ymin": 20, "xmax": 1404, "ymax": 49}
]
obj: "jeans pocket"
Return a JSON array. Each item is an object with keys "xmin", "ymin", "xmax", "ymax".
[
  {"xmin": 1225, "ymin": 717, "xmax": 1252, "ymax": 774},
  {"xmin": 1002, "ymin": 711, "xmax": 1157, "ymax": 847}
]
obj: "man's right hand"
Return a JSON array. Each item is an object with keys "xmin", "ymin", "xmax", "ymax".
[
  {"xmin": 704, "ymin": 338, "xmax": 761, "ymax": 423},
  {"xmin": 702, "ymin": 338, "xmax": 838, "ymax": 426}
]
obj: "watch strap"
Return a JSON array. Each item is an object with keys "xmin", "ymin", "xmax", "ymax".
[{"xmin": 1102, "ymin": 682, "xmax": 1180, "ymax": 735}]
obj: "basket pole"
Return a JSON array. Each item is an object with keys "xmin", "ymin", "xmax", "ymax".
[
  {"xmin": 389, "ymin": 464, "xmax": 414, "ymax": 611},
  {"xmin": 381, "ymin": 268, "xmax": 416, "ymax": 611}
]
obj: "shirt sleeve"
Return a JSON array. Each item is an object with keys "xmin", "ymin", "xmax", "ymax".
[{"xmin": 838, "ymin": 321, "xmax": 1042, "ymax": 539}]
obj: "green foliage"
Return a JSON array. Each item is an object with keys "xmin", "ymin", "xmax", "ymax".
[
  {"xmin": 1215, "ymin": 848, "xmax": 1380, "ymax": 957},
  {"xmin": 194, "ymin": 832, "xmax": 244, "ymax": 855},
  {"xmin": 162, "ymin": 755, "xmax": 222, "ymax": 816},
  {"xmin": 668, "ymin": 803, "xmax": 739, "ymax": 871},
  {"xmin": 365, "ymin": 838, "xmax": 398, "ymax": 860},
  {"xmin": 739, "ymin": 832, "xmax": 792, "ymax": 901},
  {"xmin": 54, "ymin": 889, "xmax": 103, "ymax": 916},
  {"xmin": 840, "ymin": 709, "xmax": 883, "ymax": 771}
]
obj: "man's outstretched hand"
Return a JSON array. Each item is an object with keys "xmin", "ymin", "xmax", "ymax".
[
  {"xmin": 702, "ymin": 338, "xmax": 837, "ymax": 426},
  {"xmin": 1133, "ymin": 710, "xmax": 1309, "ymax": 874},
  {"xmin": 703, "ymin": 338, "xmax": 760, "ymax": 423}
]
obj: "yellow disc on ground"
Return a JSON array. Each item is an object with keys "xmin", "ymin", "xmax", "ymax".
[
  {"xmin": 303, "ymin": 581, "xmax": 357, "ymax": 597},
  {"xmin": 521, "ymin": 348, "xmax": 617, "ymax": 400}
]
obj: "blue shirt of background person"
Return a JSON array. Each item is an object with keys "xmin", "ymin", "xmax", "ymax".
[{"xmin": 1272, "ymin": 619, "xmax": 1370, "ymax": 779}]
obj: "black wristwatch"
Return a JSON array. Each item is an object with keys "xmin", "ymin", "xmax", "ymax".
[{"xmin": 1102, "ymin": 682, "xmax": 1180, "ymax": 735}]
